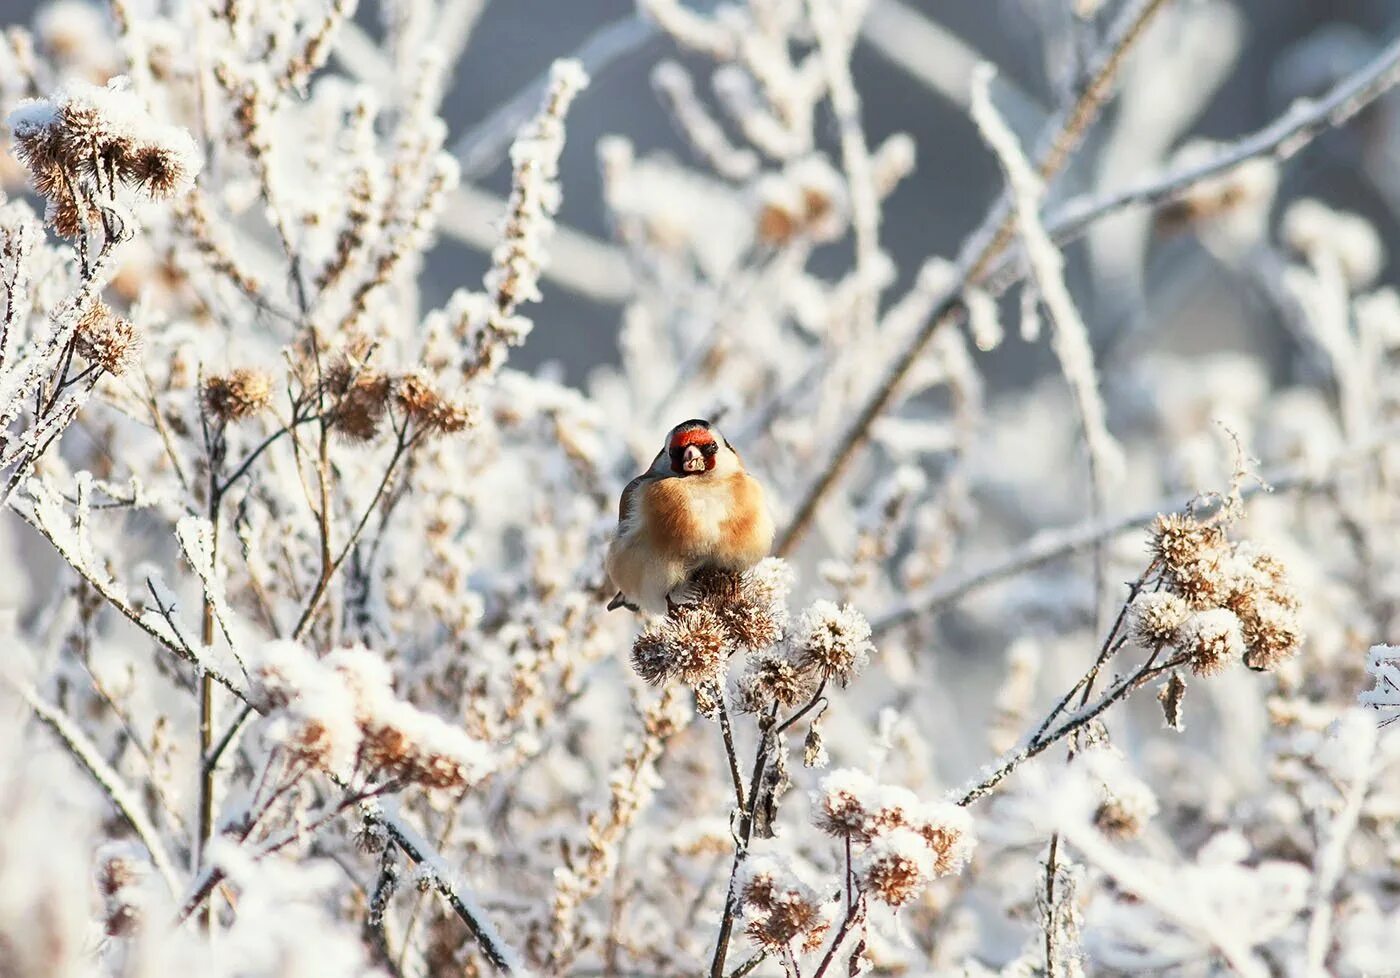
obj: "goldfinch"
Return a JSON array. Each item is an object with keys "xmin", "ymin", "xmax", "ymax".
[{"xmin": 606, "ymin": 419, "xmax": 774, "ymax": 613}]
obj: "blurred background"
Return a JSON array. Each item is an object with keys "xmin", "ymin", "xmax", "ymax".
[
  {"xmin": 382, "ymin": 0, "xmax": 1400, "ymax": 388},
  {"xmin": 12, "ymin": 0, "xmax": 1400, "ymax": 386}
]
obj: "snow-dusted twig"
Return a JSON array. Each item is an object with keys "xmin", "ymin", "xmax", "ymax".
[
  {"xmin": 969, "ymin": 63, "xmax": 1122, "ymax": 495},
  {"xmin": 871, "ymin": 437, "xmax": 1389, "ymax": 635},
  {"xmin": 370, "ymin": 802, "xmax": 525, "ymax": 974},
  {"xmin": 984, "ymin": 28, "xmax": 1400, "ymax": 293}
]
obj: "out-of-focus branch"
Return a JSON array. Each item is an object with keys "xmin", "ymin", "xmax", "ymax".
[
  {"xmin": 438, "ymin": 185, "xmax": 633, "ymax": 304},
  {"xmin": 872, "ymin": 426, "xmax": 1400, "ymax": 635},
  {"xmin": 774, "ymin": 0, "xmax": 1171, "ymax": 556},
  {"xmin": 984, "ymin": 29, "xmax": 1400, "ymax": 293},
  {"xmin": 957, "ymin": 650, "xmax": 1188, "ymax": 807},
  {"xmin": 809, "ymin": 0, "xmax": 881, "ymax": 339},
  {"xmin": 10, "ymin": 678, "xmax": 182, "ymax": 898},
  {"xmin": 370, "ymin": 803, "xmax": 523, "ymax": 973}
]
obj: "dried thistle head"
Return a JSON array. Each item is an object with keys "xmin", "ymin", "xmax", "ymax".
[
  {"xmin": 865, "ymin": 783, "xmax": 919, "ymax": 840},
  {"xmin": 8, "ymin": 79, "xmax": 201, "ymax": 235},
  {"xmin": 331, "ymin": 371, "xmax": 392, "ymax": 442},
  {"xmin": 793, "ymin": 599, "xmax": 874, "ymax": 684},
  {"xmin": 685, "ymin": 560, "xmax": 789, "ymax": 651},
  {"xmin": 1094, "ymin": 797, "xmax": 1147, "ymax": 839},
  {"xmin": 396, "ymin": 373, "xmax": 471, "ymax": 436},
  {"xmin": 74, "ymin": 299, "xmax": 140, "ymax": 375},
  {"xmin": 1129, "ymin": 590, "xmax": 1189, "ymax": 646},
  {"xmin": 745, "ymin": 893, "xmax": 828, "ymax": 951},
  {"xmin": 202, "ymin": 368, "xmax": 273, "ymax": 422},
  {"xmin": 811, "ymin": 768, "xmax": 876, "ymax": 839},
  {"xmin": 857, "ymin": 828, "xmax": 933, "ymax": 908},
  {"xmin": 1240, "ymin": 600, "xmax": 1303, "ymax": 672},
  {"xmin": 910, "ymin": 802, "xmax": 976, "ymax": 877},
  {"xmin": 630, "ymin": 606, "xmax": 729, "ymax": 687},
  {"xmin": 128, "ymin": 142, "xmax": 193, "ymax": 198},
  {"xmin": 735, "ymin": 648, "xmax": 818, "ymax": 713},
  {"xmin": 1180, "ymin": 609, "xmax": 1244, "ymax": 677},
  {"xmin": 738, "ymin": 856, "xmax": 829, "ymax": 951},
  {"xmin": 1150, "ymin": 513, "xmax": 1225, "ymax": 576}
]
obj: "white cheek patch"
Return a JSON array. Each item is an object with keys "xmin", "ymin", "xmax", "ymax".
[{"xmin": 682, "ymin": 445, "xmax": 707, "ymax": 472}]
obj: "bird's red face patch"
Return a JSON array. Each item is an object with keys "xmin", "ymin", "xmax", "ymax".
[{"xmin": 668, "ymin": 426, "xmax": 718, "ymax": 474}]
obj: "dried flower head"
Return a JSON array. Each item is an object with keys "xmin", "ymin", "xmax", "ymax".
[
  {"xmin": 793, "ymin": 599, "xmax": 874, "ymax": 683},
  {"xmin": 812, "ymin": 768, "xmax": 876, "ymax": 838},
  {"xmin": 1150, "ymin": 513, "xmax": 1225, "ymax": 576},
  {"xmin": 1240, "ymin": 599, "xmax": 1303, "ymax": 672},
  {"xmin": 8, "ymin": 78, "xmax": 200, "ymax": 236},
  {"xmin": 1129, "ymin": 590, "xmax": 1190, "ymax": 646},
  {"xmin": 738, "ymin": 855, "xmax": 829, "ymax": 951},
  {"xmin": 630, "ymin": 605, "xmax": 729, "ymax": 687},
  {"xmin": 909, "ymin": 802, "xmax": 976, "ymax": 877},
  {"xmin": 202, "ymin": 368, "xmax": 273, "ymax": 422},
  {"xmin": 685, "ymin": 560, "xmax": 790, "ymax": 651},
  {"xmin": 1180, "ymin": 609, "xmax": 1244, "ymax": 677},
  {"xmin": 735, "ymin": 648, "xmax": 818, "ymax": 713},
  {"xmin": 865, "ymin": 783, "xmax": 920, "ymax": 840},
  {"xmin": 331, "ymin": 371, "xmax": 391, "ymax": 442},
  {"xmin": 857, "ymin": 828, "xmax": 933, "ymax": 908},
  {"xmin": 74, "ymin": 299, "xmax": 139, "ymax": 374},
  {"xmin": 396, "ymin": 372, "xmax": 471, "ymax": 435}
]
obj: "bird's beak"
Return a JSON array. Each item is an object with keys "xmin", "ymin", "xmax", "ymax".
[{"xmin": 682, "ymin": 445, "xmax": 706, "ymax": 472}]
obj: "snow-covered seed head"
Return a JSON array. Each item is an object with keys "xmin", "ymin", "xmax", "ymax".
[
  {"xmin": 1221, "ymin": 549, "xmax": 1303, "ymax": 671},
  {"xmin": 857, "ymin": 827, "xmax": 933, "ymax": 908},
  {"xmin": 1172, "ymin": 556, "xmax": 1229, "ymax": 610},
  {"xmin": 745, "ymin": 894, "xmax": 829, "ymax": 952},
  {"xmin": 910, "ymin": 802, "xmax": 976, "ymax": 877},
  {"xmin": 1240, "ymin": 599, "xmax": 1303, "ymax": 672},
  {"xmin": 8, "ymin": 78, "xmax": 200, "ymax": 236},
  {"xmin": 794, "ymin": 600, "xmax": 874, "ymax": 683},
  {"xmin": 1094, "ymin": 797, "xmax": 1148, "ymax": 839},
  {"xmin": 630, "ymin": 606, "xmax": 729, "ymax": 687},
  {"xmin": 203, "ymin": 368, "xmax": 273, "ymax": 422},
  {"xmin": 812, "ymin": 768, "xmax": 876, "ymax": 838},
  {"xmin": 1150, "ymin": 513, "xmax": 1225, "ymax": 576},
  {"xmin": 1129, "ymin": 590, "xmax": 1189, "ymax": 646},
  {"xmin": 738, "ymin": 856, "xmax": 829, "ymax": 951},
  {"xmin": 686, "ymin": 558, "xmax": 792, "ymax": 651},
  {"xmin": 1181, "ymin": 609, "xmax": 1244, "ymax": 676},
  {"xmin": 74, "ymin": 299, "xmax": 139, "ymax": 374},
  {"xmin": 866, "ymin": 783, "xmax": 919, "ymax": 839},
  {"xmin": 735, "ymin": 648, "xmax": 818, "ymax": 713},
  {"xmin": 396, "ymin": 373, "xmax": 471, "ymax": 436}
]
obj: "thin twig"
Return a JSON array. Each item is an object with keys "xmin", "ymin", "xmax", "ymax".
[
  {"xmin": 870, "ymin": 460, "xmax": 1346, "ymax": 636},
  {"xmin": 714, "ymin": 687, "xmax": 747, "ymax": 815},
  {"xmin": 957, "ymin": 651, "xmax": 1188, "ymax": 807}
]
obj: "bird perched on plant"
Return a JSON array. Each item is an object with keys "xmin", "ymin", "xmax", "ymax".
[{"xmin": 606, "ymin": 419, "xmax": 774, "ymax": 614}]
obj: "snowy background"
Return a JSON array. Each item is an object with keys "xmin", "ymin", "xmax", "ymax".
[{"xmin": 1, "ymin": 0, "xmax": 1399, "ymax": 976}]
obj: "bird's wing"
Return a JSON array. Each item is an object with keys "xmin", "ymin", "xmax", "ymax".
[
  {"xmin": 618, "ymin": 473, "xmax": 649, "ymax": 527},
  {"xmin": 618, "ymin": 449, "xmax": 668, "ymax": 528}
]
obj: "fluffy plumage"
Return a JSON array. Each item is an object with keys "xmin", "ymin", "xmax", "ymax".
[{"xmin": 606, "ymin": 420, "xmax": 774, "ymax": 613}]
